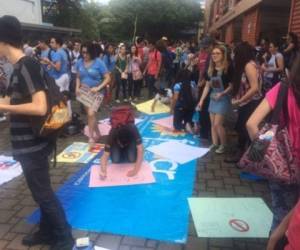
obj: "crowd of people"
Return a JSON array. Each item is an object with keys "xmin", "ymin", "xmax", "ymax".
[{"xmin": 0, "ymin": 14, "xmax": 300, "ymax": 250}]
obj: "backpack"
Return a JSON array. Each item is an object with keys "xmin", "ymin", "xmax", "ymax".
[
  {"xmin": 31, "ymin": 69, "xmax": 70, "ymax": 137},
  {"xmin": 110, "ymin": 105, "xmax": 135, "ymax": 129},
  {"xmin": 178, "ymin": 81, "xmax": 196, "ymax": 110},
  {"xmin": 63, "ymin": 48, "xmax": 72, "ymax": 71},
  {"xmin": 47, "ymin": 48, "xmax": 54, "ymax": 61},
  {"xmin": 29, "ymin": 66, "xmax": 70, "ymax": 167}
]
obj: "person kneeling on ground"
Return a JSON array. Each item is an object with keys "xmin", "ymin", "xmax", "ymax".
[
  {"xmin": 100, "ymin": 123, "xmax": 144, "ymax": 179},
  {"xmin": 151, "ymin": 87, "xmax": 172, "ymax": 112}
]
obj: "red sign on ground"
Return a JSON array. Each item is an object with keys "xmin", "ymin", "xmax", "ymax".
[{"xmin": 229, "ymin": 219, "xmax": 250, "ymax": 232}]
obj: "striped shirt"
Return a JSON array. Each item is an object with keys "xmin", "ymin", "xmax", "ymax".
[{"xmin": 6, "ymin": 56, "xmax": 48, "ymax": 156}]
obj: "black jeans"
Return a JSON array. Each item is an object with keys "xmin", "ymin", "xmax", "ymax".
[
  {"xmin": 115, "ymin": 72, "xmax": 127, "ymax": 100},
  {"xmin": 111, "ymin": 142, "xmax": 137, "ymax": 164},
  {"xmin": 15, "ymin": 147, "xmax": 71, "ymax": 240},
  {"xmin": 128, "ymin": 74, "xmax": 142, "ymax": 99},
  {"xmin": 236, "ymin": 99, "xmax": 261, "ymax": 150},
  {"xmin": 173, "ymin": 106, "xmax": 194, "ymax": 130},
  {"xmin": 199, "ymin": 95, "xmax": 211, "ymax": 139},
  {"xmin": 146, "ymin": 74, "xmax": 156, "ymax": 99}
]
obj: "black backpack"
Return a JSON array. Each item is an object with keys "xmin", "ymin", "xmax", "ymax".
[
  {"xmin": 178, "ymin": 80, "xmax": 196, "ymax": 110},
  {"xmin": 30, "ymin": 67, "xmax": 70, "ymax": 167}
]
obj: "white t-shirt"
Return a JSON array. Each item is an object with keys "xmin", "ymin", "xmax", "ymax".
[
  {"xmin": 264, "ymin": 52, "xmax": 283, "ymax": 78},
  {"xmin": 71, "ymin": 50, "xmax": 81, "ymax": 74},
  {"xmin": 154, "ymin": 88, "xmax": 172, "ymax": 104}
]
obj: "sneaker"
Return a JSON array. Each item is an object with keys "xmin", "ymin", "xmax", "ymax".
[
  {"xmin": 124, "ymin": 98, "xmax": 128, "ymax": 102},
  {"xmin": 50, "ymin": 237, "xmax": 74, "ymax": 250},
  {"xmin": 0, "ymin": 116, "xmax": 6, "ymax": 122},
  {"xmin": 22, "ymin": 231, "xmax": 54, "ymax": 246},
  {"xmin": 215, "ymin": 145, "xmax": 226, "ymax": 154},
  {"xmin": 115, "ymin": 99, "xmax": 120, "ymax": 104},
  {"xmin": 209, "ymin": 144, "xmax": 218, "ymax": 151}
]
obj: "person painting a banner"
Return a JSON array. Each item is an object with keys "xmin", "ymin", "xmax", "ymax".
[
  {"xmin": 100, "ymin": 106, "xmax": 144, "ymax": 179},
  {"xmin": 75, "ymin": 42, "xmax": 110, "ymax": 144},
  {"xmin": 151, "ymin": 87, "xmax": 172, "ymax": 112}
]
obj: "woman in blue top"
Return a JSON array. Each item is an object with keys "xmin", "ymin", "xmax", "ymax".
[
  {"xmin": 76, "ymin": 43, "xmax": 111, "ymax": 143},
  {"xmin": 198, "ymin": 45, "xmax": 233, "ymax": 154}
]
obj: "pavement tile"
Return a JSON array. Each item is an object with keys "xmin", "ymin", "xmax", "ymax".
[
  {"xmin": 5, "ymin": 234, "xmax": 28, "ymax": 250},
  {"xmin": 131, "ymin": 247, "xmax": 155, "ymax": 250},
  {"xmin": 207, "ymin": 180, "xmax": 224, "ymax": 189},
  {"xmin": 209, "ymin": 238, "xmax": 233, "ymax": 248},
  {"xmin": 10, "ymin": 220, "xmax": 35, "ymax": 234},
  {"xmin": 96, "ymin": 234, "xmax": 122, "ymax": 250},
  {"xmin": 157, "ymin": 243, "xmax": 183, "ymax": 250},
  {"xmin": 184, "ymin": 237, "xmax": 207, "ymax": 250},
  {"xmin": 0, "ymin": 224, "xmax": 12, "ymax": 239},
  {"xmin": 146, "ymin": 240, "xmax": 158, "ymax": 248},
  {"xmin": 0, "ymin": 240, "xmax": 9, "ymax": 249},
  {"xmin": 0, "ymin": 210, "xmax": 16, "ymax": 223},
  {"xmin": 16, "ymin": 206, "xmax": 36, "ymax": 218},
  {"xmin": 122, "ymin": 236, "xmax": 146, "ymax": 246}
]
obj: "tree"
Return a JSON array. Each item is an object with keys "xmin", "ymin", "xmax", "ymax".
[
  {"xmin": 107, "ymin": 0, "xmax": 203, "ymax": 41},
  {"xmin": 42, "ymin": 0, "xmax": 203, "ymax": 42}
]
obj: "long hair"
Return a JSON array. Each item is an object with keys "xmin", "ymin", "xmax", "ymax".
[
  {"xmin": 289, "ymin": 32, "xmax": 299, "ymax": 50},
  {"xmin": 289, "ymin": 53, "xmax": 300, "ymax": 107},
  {"xmin": 130, "ymin": 44, "xmax": 138, "ymax": 58},
  {"xmin": 208, "ymin": 45, "xmax": 229, "ymax": 77},
  {"xmin": 104, "ymin": 44, "xmax": 114, "ymax": 66},
  {"xmin": 232, "ymin": 42, "xmax": 256, "ymax": 96},
  {"xmin": 81, "ymin": 42, "xmax": 98, "ymax": 60}
]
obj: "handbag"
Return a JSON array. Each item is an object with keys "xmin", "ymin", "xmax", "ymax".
[
  {"xmin": 121, "ymin": 72, "xmax": 128, "ymax": 80},
  {"xmin": 132, "ymin": 70, "xmax": 143, "ymax": 81},
  {"xmin": 238, "ymin": 81, "xmax": 300, "ymax": 184}
]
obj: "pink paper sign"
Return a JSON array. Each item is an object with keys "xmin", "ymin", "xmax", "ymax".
[
  {"xmin": 84, "ymin": 122, "xmax": 112, "ymax": 137},
  {"xmin": 89, "ymin": 162, "xmax": 155, "ymax": 188},
  {"xmin": 152, "ymin": 116, "xmax": 174, "ymax": 130}
]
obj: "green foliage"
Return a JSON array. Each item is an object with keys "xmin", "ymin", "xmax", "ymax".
[{"xmin": 42, "ymin": 0, "xmax": 203, "ymax": 41}]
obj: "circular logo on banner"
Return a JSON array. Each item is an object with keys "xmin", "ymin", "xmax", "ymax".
[
  {"xmin": 62, "ymin": 152, "xmax": 81, "ymax": 159},
  {"xmin": 229, "ymin": 219, "xmax": 250, "ymax": 232}
]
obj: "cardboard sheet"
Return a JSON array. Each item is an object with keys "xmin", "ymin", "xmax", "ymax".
[
  {"xmin": 89, "ymin": 162, "xmax": 155, "ymax": 188},
  {"xmin": 55, "ymin": 142, "xmax": 103, "ymax": 164},
  {"xmin": 146, "ymin": 141, "xmax": 209, "ymax": 164},
  {"xmin": 188, "ymin": 198, "xmax": 273, "ymax": 238},
  {"xmin": 0, "ymin": 156, "xmax": 22, "ymax": 185},
  {"xmin": 135, "ymin": 100, "xmax": 170, "ymax": 115}
]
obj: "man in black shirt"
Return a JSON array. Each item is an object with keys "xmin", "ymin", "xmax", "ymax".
[
  {"xmin": 0, "ymin": 16, "xmax": 73, "ymax": 250},
  {"xmin": 100, "ymin": 123, "xmax": 144, "ymax": 179}
]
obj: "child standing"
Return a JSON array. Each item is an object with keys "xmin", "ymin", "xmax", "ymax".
[{"xmin": 171, "ymin": 69, "xmax": 197, "ymax": 133}]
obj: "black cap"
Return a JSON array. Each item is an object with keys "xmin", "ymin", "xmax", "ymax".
[{"xmin": 0, "ymin": 15, "xmax": 22, "ymax": 47}]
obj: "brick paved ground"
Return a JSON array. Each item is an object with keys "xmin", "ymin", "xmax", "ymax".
[{"xmin": 0, "ymin": 101, "xmax": 271, "ymax": 250}]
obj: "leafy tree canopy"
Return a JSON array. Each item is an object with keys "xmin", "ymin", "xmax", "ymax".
[{"xmin": 42, "ymin": 0, "xmax": 203, "ymax": 42}]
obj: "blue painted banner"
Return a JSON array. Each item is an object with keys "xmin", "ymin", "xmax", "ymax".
[{"xmin": 28, "ymin": 114, "xmax": 201, "ymax": 243}]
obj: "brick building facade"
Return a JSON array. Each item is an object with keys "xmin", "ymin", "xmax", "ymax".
[{"xmin": 204, "ymin": 0, "xmax": 297, "ymax": 45}]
